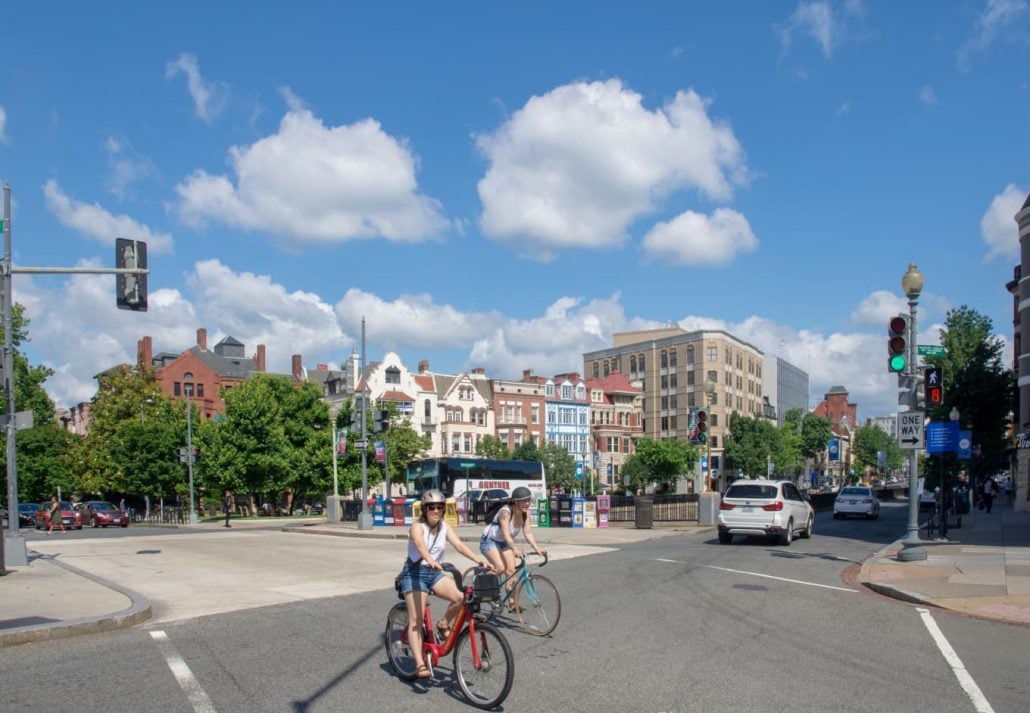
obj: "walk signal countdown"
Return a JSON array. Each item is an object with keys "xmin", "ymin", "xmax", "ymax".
[
  {"xmin": 696, "ymin": 409, "xmax": 708, "ymax": 444},
  {"xmin": 924, "ymin": 365, "xmax": 943, "ymax": 406},
  {"xmin": 887, "ymin": 314, "xmax": 909, "ymax": 372}
]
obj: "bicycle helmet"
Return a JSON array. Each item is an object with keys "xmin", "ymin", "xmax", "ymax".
[
  {"xmin": 421, "ymin": 489, "xmax": 446, "ymax": 504},
  {"xmin": 511, "ymin": 486, "xmax": 532, "ymax": 502}
]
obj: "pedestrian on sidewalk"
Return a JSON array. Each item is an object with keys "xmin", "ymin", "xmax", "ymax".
[
  {"xmin": 1004, "ymin": 478, "xmax": 1014, "ymax": 504},
  {"xmin": 223, "ymin": 491, "xmax": 233, "ymax": 528},
  {"xmin": 46, "ymin": 496, "xmax": 66, "ymax": 535},
  {"xmin": 982, "ymin": 477, "xmax": 996, "ymax": 514}
]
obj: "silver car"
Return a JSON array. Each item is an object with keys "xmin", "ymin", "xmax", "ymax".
[
  {"xmin": 717, "ymin": 479, "xmax": 814, "ymax": 545},
  {"xmin": 834, "ymin": 486, "xmax": 880, "ymax": 519}
]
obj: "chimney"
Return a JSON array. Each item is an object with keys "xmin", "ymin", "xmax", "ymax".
[
  {"xmin": 292, "ymin": 354, "xmax": 303, "ymax": 381},
  {"xmin": 137, "ymin": 336, "xmax": 153, "ymax": 369},
  {"xmin": 523, "ymin": 369, "xmax": 534, "ymax": 381},
  {"xmin": 197, "ymin": 328, "xmax": 207, "ymax": 351},
  {"xmin": 317, "ymin": 364, "xmax": 328, "ymax": 371},
  {"xmin": 471, "ymin": 367, "xmax": 485, "ymax": 376},
  {"xmin": 418, "ymin": 359, "xmax": 429, "ymax": 374},
  {"xmin": 255, "ymin": 344, "xmax": 266, "ymax": 372}
]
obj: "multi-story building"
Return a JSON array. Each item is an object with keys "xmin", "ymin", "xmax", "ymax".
[
  {"xmin": 585, "ymin": 371, "xmax": 643, "ymax": 489},
  {"xmin": 813, "ymin": 385, "xmax": 858, "ymax": 484},
  {"xmin": 583, "ymin": 327, "xmax": 765, "ymax": 487},
  {"xmin": 526, "ymin": 372, "xmax": 591, "ymax": 469},
  {"xmin": 490, "ymin": 370, "xmax": 547, "ymax": 452},
  {"xmin": 349, "ymin": 351, "xmax": 431, "ymax": 439},
  {"xmin": 432, "ymin": 368, "xmax": 495, "ymax": 456},
  {"xmin": 1013, "ymin": 193, "xmax": 1030, "ymax": 511},
  {"xmin": 763, "ymin": 355, "xmax": 810, "ymax": 426},
  {"xmin": 868, "ymin": 415, "xmax": 897, "ymax": 440}
]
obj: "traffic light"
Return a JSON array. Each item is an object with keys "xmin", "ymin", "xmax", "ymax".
[
  {"xmin": 696, "ymin": 409, "xmax": 708, "ymax": 444},
  {"xmin": 374, "ymin": 409, "xmax": 390, "ymax": 433},
  {"xmin": 887, "ymin": 314, "xmax": 908, "ymax": 373},
  {"xmin": 115, "ymin": 238, "xmax": 148, "ymax": 312},
  {"xmin": 924, "ymin": 365, "xmax": 943, "ymax": 406},
  {"xmin": 192, "ymin": 446, "xmax": 201, "ymax": 464}
]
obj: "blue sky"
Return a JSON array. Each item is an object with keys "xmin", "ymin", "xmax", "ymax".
[{"xmin": 1, "ymin": 1, "xmax": 1027, "ymax": 421}]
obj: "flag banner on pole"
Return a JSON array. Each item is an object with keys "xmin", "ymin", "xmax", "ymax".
[
  {"xmin": 375, "ymin": 440, "xmax": 385, "ymax": 463},
  {"xmin": 336, "ymin": 429, "xmax": 348, "ymax": 454}
]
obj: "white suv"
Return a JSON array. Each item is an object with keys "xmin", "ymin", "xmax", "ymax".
[{"xmin": 717, "ymin": 479, "xmax": 814, "ymax": 545}]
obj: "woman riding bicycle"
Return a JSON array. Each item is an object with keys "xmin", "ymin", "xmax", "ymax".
[
  {"xmin": 479, "ymin": 487, "xmax": 546, "ymax": 603},
  {"xmin": 399, "ymin": 489, "xmax": 491, "ymax": 679}
]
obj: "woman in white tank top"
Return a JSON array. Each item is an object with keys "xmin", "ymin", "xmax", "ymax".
[{"xmin": 478, "ymin": 487, "xmax": 545, "ymax": 606}]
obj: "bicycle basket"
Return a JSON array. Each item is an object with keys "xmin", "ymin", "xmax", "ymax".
[{"xmin": 472, "ymin": 569, "xmax": 501, "ymax": 601}]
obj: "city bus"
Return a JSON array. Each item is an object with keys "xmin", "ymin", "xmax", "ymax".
[{"xmin": 406, "ymin": 457, "xmax": 548, "ymax": 506}]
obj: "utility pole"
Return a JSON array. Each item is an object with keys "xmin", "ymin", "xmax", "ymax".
[{"xmin": 357, "ymin": 318, "xmax": 373, "ymax": 530}]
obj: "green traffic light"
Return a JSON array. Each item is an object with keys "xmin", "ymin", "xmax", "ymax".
[{"xmin": 889, "ymin": 354, "xmax": 907, "ymax": 372}]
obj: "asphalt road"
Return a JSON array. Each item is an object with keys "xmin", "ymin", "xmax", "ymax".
[{"xmin": 4, "ymin": 503, "xmax": 1028, "ymax": 713}]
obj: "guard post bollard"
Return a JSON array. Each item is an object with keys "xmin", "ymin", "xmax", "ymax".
[{"xmin": 536, "ymin": 498, "xmax": 550, "ymax": 527}]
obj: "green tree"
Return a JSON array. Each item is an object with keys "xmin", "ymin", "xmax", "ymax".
[
  {"xmin": 4, "ymin": 426, "xmax": 78, "ymax": 503},
  {"xmin": 626, "ymin": 437, "xmax": 697, "ymax": 490},
  {"xmin": 800, "ymin": 413, "xmax": 833, "ymax": 463},
  {"xmin": 512, "ymin": 436, "xmax": 541, "ymax": 462},
  {"xmin": 475, "ymin": 435, "xmax": 511, "ymax": 459},
  {"xmin": 724, "ymin": 413, "xmax": 781, "ymax": 478},
  {"xmin": 538, "ymin": 443, "xmax": 576, "ymax": 492},
  {"xmin": 381, "ymin": 415, "xmax": 432, "ymax": 493},
  {"xmin": 776, "ymin": 410, "xmax": 805, "ymax": 479},
  {"xmin": 0, "ymin": 304, "xmax": 56, "ymax": 427},
  {"xmin": 924, "ymin": 306, "xmax": 1013, "ymax": 485},
  {"xmin": 852, "ymin": 423, "xmax": 901, "ymax": 478}
]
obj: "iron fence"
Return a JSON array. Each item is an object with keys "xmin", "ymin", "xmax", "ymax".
[{"xmin": 607, "ymin": 493, "xmax": 699, "ymax": 523}]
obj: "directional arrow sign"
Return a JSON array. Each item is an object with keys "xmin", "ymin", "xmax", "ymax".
[
  {"xmin": 897, "ymin": 411, "xmax": 924, "ymax": 450},
  {"xmin": 353, "ymin": 439, "xmax": 369, "ymax": 449}
]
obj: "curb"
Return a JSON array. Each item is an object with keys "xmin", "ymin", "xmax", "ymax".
[
  {"xmin": 0, "ymin": 555, "xmax": 152, "ymax": 647},
  {"xmin": 861, "ymin": 580, "xmax": 936, "ymax": 606}
]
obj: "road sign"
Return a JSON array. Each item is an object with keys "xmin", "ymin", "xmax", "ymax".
[
  {"xmin": 353, "ymin": 439, "xmax": 369, "ymax": 449},
  {"xmin": 0, "ymin": 411, "xmax": 34, "ymax": 430},
  {"xmin": 958, "ymin": 430, "xmax": 972, "ymax": 460},
  {"xmin": 918, "ymin": 344, "xmax": 946, "ymax": 357},
  {"xmin": 897, "ymin": 411, "xmax": 924, "ymax": 450},
  {"xmin": 926, "ymin": 421, "xmax": 959, "ymax": 453}
]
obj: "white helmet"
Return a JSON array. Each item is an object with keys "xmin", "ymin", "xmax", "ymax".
[{"xmin": 421, "ymin": 489, "xmax": 446, "ymax": 504}]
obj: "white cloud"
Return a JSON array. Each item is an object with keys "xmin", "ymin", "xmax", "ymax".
[
  {"xmin": 42, "ymin": 179, "xmax": 174, "ymax": 253},
  {"xmin": 957, "ymin": 0, "xmax": 1028, "ymax": 71},
  {"xmin": 918, "ymin": 85, "xmax": 938, "ymax": 106},
  {"xmin": 0, "ymin": 105, "xmax": 8, "ymax": 143},
  {"xmin": 176, "ymin": 109, "xmax": 450, "ymax": 243},
  {"xmin": 981, "ymin": 183, "xmax": 1027, "ymax": 261},
  {"xmin": 642, "ymin": 208, "xmax": 757, "ymax": 266},
  {"xmin": 104, "ymin": 136, "xmax": 157, "ymax": 200},
  {"xmin": 850, "ymin": 290, "xmax": 907, "ymax": 325},
  {"xmin": 165, "ymin": 52, "xmax": 228, "ymax": 123},
  {"xmin": 779, "ymin": 1, "xmax": 838, "ymax": 58},
  {"xmin": 475, "ymin": 79, "xmax": 748, "ymax": 259}
]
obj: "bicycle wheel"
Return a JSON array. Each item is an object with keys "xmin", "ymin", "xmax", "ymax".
[
  {"xmin": 514, "ymin": 574, "xmax": 561, "ymax": 636},
  {"xmin": 384, "ymin": 603, "xmax": 418, "ymax": 680},
  {"xmin": 452, "ymin": 621, "xmax": 514, "ymax": 710}
]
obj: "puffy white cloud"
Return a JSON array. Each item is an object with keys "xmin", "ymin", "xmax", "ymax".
[
  {"xmin": 779, "ymin": 1, "xmax": 838, "ymax": 58},
  {"xmin": 42, "ymin": 179, "xmax": 174, "ymax": 253},
  {"xmin": 475, "ymin": 79, "xmax": 748, "ymax": 259},
  {"xmin": 642, "ymin": 208, "xmax": 757, "ymax": 266},
  {"xmin": 957, "ymin": 0, "xmax": 1028, "ymax": 72},
  {"xmin": 850, "ymin": 290, "xmax": 906, "ymax": 326},
  {"xmin": 165, "ymin": 52, "xmax": 228, "ymax": 123},
  {"xmin": 176, "ymin": 109, "xmax": 450, "ymax": 243},
  {"xmin": 982, "ymin": 183, "xmax": 1027, "ymax": 261}
]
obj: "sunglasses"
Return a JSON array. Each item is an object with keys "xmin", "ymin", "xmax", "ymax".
[{"xmin": 425, "ymin": 504, "xmax": 445, "ymax": 511}]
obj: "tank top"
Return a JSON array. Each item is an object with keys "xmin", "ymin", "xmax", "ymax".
[
  {"xmin": 483, "ymin": 505, "xmax": 523, "ymax": 543},
  {"xmin": 406, "ymin": 521, "xmax": 448, "ymax": 567}
]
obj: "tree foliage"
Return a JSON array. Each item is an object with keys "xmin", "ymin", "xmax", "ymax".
[
  {"xmin": 475, "ymin": 435, "xmax": 511, "ymax": 460},
  {"xmin": 852, "ymin": 422, "xmax": 902, "ymax": 476},
  {"xmin": 723, "ymin": 413, "xmax": 781, "ymax": 478},
  {"xmin": 621, "ymin": 437, "xmax": 697, "ymax": 492}
]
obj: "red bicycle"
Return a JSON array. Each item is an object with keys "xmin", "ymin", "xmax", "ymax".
[{"xmin": 385, "ymin": 569, "xmax": 514, "ymax": 710}]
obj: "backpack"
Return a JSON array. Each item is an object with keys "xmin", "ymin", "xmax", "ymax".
[{"xmin": 484, "ymin": 500, "xmax": 509, "ymax": 525}]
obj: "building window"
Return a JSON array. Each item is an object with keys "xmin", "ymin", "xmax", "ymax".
[
  {"xmin": 532, "ymin": 405, "xmax": 540, "ymax": 424},
  {"xmin": 593, "ymin": 362, "xmax": 600, "ymax": 378},
  {"xmin": 725, "ymin": 348, "xmax": 732, "ymax": 365},
  {"xmin": 385, "ymin": 366, "xmax": 400, "ymax": 384},
  {"xmin": 711, "ymin": 435, "xmax": 719, "ymax": 448},
  {"xmin": 452, "ymin": 435, "xmax": 461, "ymax": 452},
  {"xmin": 707, "ymin": 370, "xmax": 718, "ymax": 384},
  {"xmin": 197, "ymin": 383, "xmax": 205, "ymax": 398},
  {"xmin": 686, "ymin": 345, "xmax": 694, "ymax": 364},
  {"xmin": 174, "ymin": 382, "xmax": 181, "ymax": 396},
  {"xmin": 670, "ymin": 373, "xmax": 677, "ymax": 388},
  {"xmin": 688, "ymin": 393, "xmax": 695, "ymax": 407},
  {"xmin": 712, "ymin": 414, "xmax": 719, "ymax": 427},
  {"xmin": 670, "ymin": 394, "xmax": 677, "ymax": 410},
  {"xmin": 424, "ymin": 399, "xmax": 432, "ymax": 418},
  {"xmin": 548, "ymin": 410, "xmax": 556, "ymax": 423},
  {"xmin": 687, "ymin": 371, "xmax": 695, "ymax": 386},
  {"xmin": 669, "ymin": 349, "xmax": 677, "ymax": 367},
  {"xmin": 546, "ymin": 383, "xmax": 554, "ymax": 397},
  {"xmin": 670, "ymin": 415, "xmax": 677, "ymax": 430},
  {"xmin": 661, "ymin": 416, "xmax": 668, "ymax": 431},
  {"xmin": 707, "ymin": 346, "xmax": 717, "ymax": 362},
  {"xmin": 710, "ymin": 392, "xmax": 719, "ymax": 406},
  {"xmin": 661, "ymin": 374, "xmax": 668, "ymax": 389},
  {"xmin": 660, "ymin": 350, "xmax": 668, "ymax": 368},
  {"xmin": 562, "ymin": 384, "xmax": 573, "ymax": 399},
  {"xmin": 639, "ymin": 354, "xmax": 645, "ymax": 371},
  {"xmin": 579, "ymin": 411, "xmax": 587, "ymax": 425},
  {"xmin": 464, "ymin": 434, "xmax": 472, "ymax": 452},
  {"xmin": 603, "ymin": 361, "xmax": 610, "ymax": 377},
  {"xmin": 661, "ymin": 396, "xmax": 669, "ymax": 410},
  {"xmin": 630, "ymin": 355, "xmax": 637, "ymax": 373}
]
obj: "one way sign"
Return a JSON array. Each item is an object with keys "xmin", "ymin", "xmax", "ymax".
[{"xmin": 897, "ymin": 411, "xmax": 924, "ymax": 450}]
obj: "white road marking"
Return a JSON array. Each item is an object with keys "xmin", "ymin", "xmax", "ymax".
[
  {"xmin": 916, "ymin": 608, "xmax": 996, "ymax": 713},
  {"xmin": 698, "ymin": 564, "xmax": 857, "ymax": 592},
  {"xmin": 150, "ymin": 630, "xmax": 218, "ymax": 713}
]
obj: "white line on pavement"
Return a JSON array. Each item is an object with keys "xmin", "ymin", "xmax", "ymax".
[
  {"xmin": 916, "ymin": 608, "xmax": 996, "ymax": 713},
  {"xmin": 150, "ymin": 630, "xmax": 218, "ymax": 713},
  {"xmin": 698, "ymin": 564, "xmax": 858, "ymax": 592}
]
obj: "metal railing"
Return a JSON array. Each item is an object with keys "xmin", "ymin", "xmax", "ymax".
[{"xmin": 605, "ymin": 493, "xmax": 699, "ymax": 523}]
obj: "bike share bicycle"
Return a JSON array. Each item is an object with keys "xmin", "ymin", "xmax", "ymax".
[
  {"xmin": 462, "ymin": 552, "xmax": 561, "ymax": 636},
  {"xmin": 385, "ymin": 565, "xmax": 514, "ymax": 710}
]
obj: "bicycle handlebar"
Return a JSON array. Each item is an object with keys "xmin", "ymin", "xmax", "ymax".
[{"xmin": 524, "ymin": 550, "xmax": 549, "ymax": 567}]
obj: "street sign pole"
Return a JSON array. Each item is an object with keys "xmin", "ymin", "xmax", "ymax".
[{"xmin": 898, "ymin": 265, "xmax": 927, "ymax": 562}]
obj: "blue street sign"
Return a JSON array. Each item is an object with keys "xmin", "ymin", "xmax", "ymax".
[
  {"xmin": 593, "ymin": 450, "xmax": 600, "ymax": 467},
  {"xmin": 926, "ymin": 421, "xmax": 960, "ymax": 454},
  {"xmin": 957, "ymin": 430, "xmax": 972, "ymax": 460},
  {"xmin": 607, "ymin": 463, "xmax": 613, "ymax": 475},
  {"xmin": 701, "ymin": 455, "xmax": 709, "ymax": 472},
  {"xmin": 828, "ymin": 439, "xmax": 840, "ymax": 461},
  {"xmin": 575, "ymin": 462, "xmax": 584, "ymax": 480}
]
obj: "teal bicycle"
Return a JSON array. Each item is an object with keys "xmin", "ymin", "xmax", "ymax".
[{"xmin": 462, "ymin": 552, "xmax": 561, "ymax": 636}]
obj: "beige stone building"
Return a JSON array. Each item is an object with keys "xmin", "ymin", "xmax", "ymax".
[{"xmin": 583, "ymin": 327, "xmax": 765, "ymax": 488}]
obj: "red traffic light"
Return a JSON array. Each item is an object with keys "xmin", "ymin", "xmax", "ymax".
[
  {"xmin": 888, "ymin": 316, "xmax": 907, "ymax": 335},
  {"xmin": 927, "ymin": 386, "xmax": 942, "ymax": 405}
]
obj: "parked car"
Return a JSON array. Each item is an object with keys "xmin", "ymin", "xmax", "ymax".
[
  {"xmin": 464, "ymin": 488, "xmax": 510, "ymax": 504},
  {"xmin": 717, "ymin": 479, "xmax": 814, "ymax": 545},
  {"xmin": 833, "ymin": 486, "xmax": 880, "ymax": 519},
  {"xmin": 34, "ymin": 501, "xmax": 84, "ymax": 530},
  {"xmin": 18, "ymin": 502, "xmax": 39, "ymax": 527},
  {"xmin": 81, "ymin": 500, "xmax": 130, "ymax": 528}
]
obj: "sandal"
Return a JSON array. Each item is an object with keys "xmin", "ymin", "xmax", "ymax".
[
  {"xmin": 416, "ymin": 664, "xmax": 432, "ymax": 679},
  {"xmin": 436, "ymin": 620, "xmax": 451, "ymax": 640}
]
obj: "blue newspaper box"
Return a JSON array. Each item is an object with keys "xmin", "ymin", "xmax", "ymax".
[
  {"xmin": 372, "ymin": 496, "xmax": 386, "ymax": 526},
  {"xmin": 384, "ymin": 498, "xmax": 394, "ymax": 526},
  {"xmin": 572, "ymin": 496, "xmax": 585, "ymax": 528}
]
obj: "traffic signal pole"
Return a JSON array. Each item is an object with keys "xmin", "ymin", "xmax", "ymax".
[{"xmin": 898, "ymin": 264, "xmax": 927, "ymax": 562}]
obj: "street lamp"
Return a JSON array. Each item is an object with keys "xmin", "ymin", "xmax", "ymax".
[
  {"xmin": 898, "ymin": 262, "xmax": 927, "ymax": 562},
  {"xmin": 183, "ymin": 373, "xmax": 198, "ymax": 525},
  {"xmin": 140, "ymin": 397, "xmax": 154, "ymax": 424},
  {"xmin": 702, "ymin": 379, "xmax": 716, "ymax": 492},
  {"xmin": 839, "ymin": 414, "xmax": 851, "ymax": 485}
]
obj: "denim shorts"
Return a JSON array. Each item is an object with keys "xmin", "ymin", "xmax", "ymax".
[
  {"xmin": 480, "ymin": 533, "xmax": 511, "ymax": 554},
  {"xmin": 399, "ymin": 560, "xmax": 446, "ymax": 594}
]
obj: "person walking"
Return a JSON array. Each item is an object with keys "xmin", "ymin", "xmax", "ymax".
[
  {"xmin": 982, "ymin": 477, "xmax": 996, "ymax": 514},
  {"xmin": 1004, "ymin": 478, "xmax": 1014, "ymax": 504},
  {"xmin": 46, "ymin": 496, "xmax": 66, "ymax": 535},
  {"xmin": 222, "ymin": 491, "xmax": 233, "ymax": 528}
]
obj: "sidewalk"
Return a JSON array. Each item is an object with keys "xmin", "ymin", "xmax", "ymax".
[
  {"xmin": 857, "ymin": 499, "xmax": 1030, "ymax": 625},
  {"xmin": 4, "ymin": 503, "xmax": 1028, "ymax": 647}
]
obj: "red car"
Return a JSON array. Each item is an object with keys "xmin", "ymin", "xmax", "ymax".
[
  {"xmin": 34, "ymin": 501, "xmax": 84, "ymax": 530},
  {"xmin": 82, "ymin": 500, "xmax": 130, "ymax": 528}
]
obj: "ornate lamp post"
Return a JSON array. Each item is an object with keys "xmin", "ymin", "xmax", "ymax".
[
  {"xmin": 898, "ymin": 263, "xmax": 927, "ymax": 562},
  {"xmin": 703, "ymin": 378, "xmax": 716, "ymax": 492}
]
